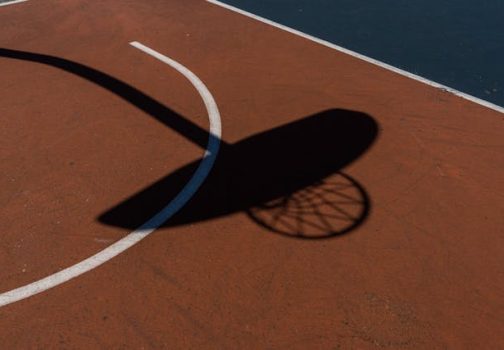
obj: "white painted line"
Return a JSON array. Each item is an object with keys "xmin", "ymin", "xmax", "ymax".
[
  {"xmin": 206, "ymin": 0, "xmax": 504, "ymax": 115},
  {"xmin": 0, "ymin": 0, "xmax": 28, "ymax": 7},
  {"xmin": 0, "ymin": 42, "xmax": 222, "ymax": 307}
]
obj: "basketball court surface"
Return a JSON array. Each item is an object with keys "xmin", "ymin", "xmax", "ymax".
[{"xmin": 1, "ymin": 0, "xmax": 503, "ymax": 348}]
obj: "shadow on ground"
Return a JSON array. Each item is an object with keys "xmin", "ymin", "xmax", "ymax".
[
  {"xmin": 1, "ymin": 47, "xmax": 379, "ymax": 239},
  {"xmin": 100, "ymin": 109, "xmax": 378, "ymax": 239}
]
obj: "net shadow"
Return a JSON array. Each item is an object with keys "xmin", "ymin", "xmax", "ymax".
[
  {"xmin": 99, "ymin": 109, "xmax": 379, "ymax": 239},
  {"xmin": 0, "ymin": 47, "xmax": 379, "ymax": 240}
]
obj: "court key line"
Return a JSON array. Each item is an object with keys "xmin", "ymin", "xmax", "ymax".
[
  {"xmin": 0, "ymin": 41, "xmax": 222, "ymax": 307},
  {"xmin": 0, "ymin": 0, "xmax": 28, "ymax": 7},
  {"xmin": 207, "ymin": 0, "xmax": 504, "ymax": 115}
]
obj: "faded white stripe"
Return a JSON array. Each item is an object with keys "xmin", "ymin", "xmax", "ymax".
[{"xmin": 207, "ymin": 0, "xmax": 504, "ymax": 114}]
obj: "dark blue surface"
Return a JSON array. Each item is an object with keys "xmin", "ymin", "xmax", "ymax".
[{"xmin": 219, "ymin": 0, "xmax": 504, "ymax": 107}]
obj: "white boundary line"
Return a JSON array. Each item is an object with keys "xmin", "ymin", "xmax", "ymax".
[
  {"xmin": 0, "ymin": 42, "xmax": 222, "ymax": 307},
  {"xmin": 0, "ymin": 0, "xmax": 28, "ymax": 7},
  {"xmin": 206, "ymin": 0, "xmax": 504, "ymax": 115}
]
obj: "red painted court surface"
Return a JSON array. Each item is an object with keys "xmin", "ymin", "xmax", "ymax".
[{"xmin": 1, "ymin": 0, "xmax": 503, "ymax": 348}]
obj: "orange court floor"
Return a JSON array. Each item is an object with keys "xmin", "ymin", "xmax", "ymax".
[{"xmin": 0, "ymin": 0, "xmax": 503, "ymax": 348}]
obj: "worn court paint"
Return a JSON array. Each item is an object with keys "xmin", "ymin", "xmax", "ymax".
[
  {"xmin": 211, "ymin": 0, "xmax": 504, "ymax": 109},
  {"xmin": 0, "ymin": 42, "xmax": 222, "ymax": 307},
  {"xmin": 0, "ymin": 0, "xmax": 28, "ymax": 7}
]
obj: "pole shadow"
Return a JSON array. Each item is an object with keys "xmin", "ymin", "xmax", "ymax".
[{"xmin": 0, "ymin": 47, "xmax": 379, "ymax": 239}]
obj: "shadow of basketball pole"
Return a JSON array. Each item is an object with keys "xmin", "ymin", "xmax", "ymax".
[{"xmin": 1, "ymin": 47, "xmax": 378, "ymax": 239}]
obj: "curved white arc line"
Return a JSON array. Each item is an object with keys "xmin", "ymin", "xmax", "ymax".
[{"xmin": 0, "ymin": 42, "xmax": 222, "ymax": 307}]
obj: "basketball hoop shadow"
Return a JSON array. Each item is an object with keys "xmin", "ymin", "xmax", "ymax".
[
  {"xmin": 0, "ymin": 47, "xmax": 378, "ymax": 239},
  {"xmin": 99, "ymin": 109, "xmax": 378, "ymax": 239}
]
